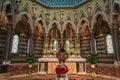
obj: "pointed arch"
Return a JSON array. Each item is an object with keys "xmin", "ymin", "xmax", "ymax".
[
  {"xmin": 34, "ymin": 18, "xmax": 47, "ymax": 32},
  {"xmin": 91, "ymin": 11, "xmax": 109, "ymax": 30},
  {"xmin": 15, "ymin": 12, "xmax": 33, "ymax": 30},
  {"xmin": 79, "ymin": 8, "xmax": 88, "ymax": 18},
  {"xmin": 48, "ymin": 20, "xmax": 61, "ymax": 33},
  {"xmin": 92, "ymin": 1, "xmax": 105, "ymax": 15},
  {"xmin": 112, "ymin": 3, "xmax": 119, "ymax": 13},
  {"xmin": 78, "ymin": 17, "xmax": 90, "ymax": 32},
  {"xmin": 111, "ymin": 2, "xmax": 120, "ymax": 24},
  {"xmin": 3, "ymin": 1, "xmax": 11, "ymax": 9},
  {"xmin": 62, "ymin": 20, "xmax": 76, "ymax": 33},
  {"xmin": 51, "ymin": 12, "xmax": 60, "ymax": 21}
]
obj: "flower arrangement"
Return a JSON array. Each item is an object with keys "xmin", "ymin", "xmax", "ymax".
[{"xmin": 55, "ymin": 64, "xmax": 69, "ymax": 78}]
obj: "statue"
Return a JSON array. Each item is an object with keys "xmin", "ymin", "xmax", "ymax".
[
  {"xmin": 0, "ymin": 10, "xmax": 8, "ymax": 31},
  {"xmin": 80, "ymin": 21, "xmax": 90, "ymax": 38},
  {"xmin": 94, "ymin": 15, "xmax": 110, "ymax": 35},
  {"xmin": 56, "ymin": 43, "xmax": 68, "ymax": 63},
  {"xmin": 34, "ymin": 20, "xmax": 43, "ymax": 40},
  {"xmin": 14, "ymin": 14, "xmax": 31, "ymax": 38}
]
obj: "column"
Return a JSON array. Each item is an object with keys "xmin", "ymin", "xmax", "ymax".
[
  {"xmin": 29, "ymin": 33, "xmax": 33, "ymax": 54},
  {"xmin": 5, "ymin": 24, "xmax": 12, "ymax": 61},
  {"xmin": 90, "ymin": 30, "xmax": 95, "ymax": 54},
  {"xmin": 111, "ymin": 23, "xmax": 120, "ymax": 78},
  {"xmin": 111, "ymin": 23, "xmax": 120, "ymax": 66}
]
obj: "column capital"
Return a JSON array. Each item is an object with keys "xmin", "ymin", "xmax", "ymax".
[{"xmin": 111, "ymin": 23, "xmax": 118, "ymax": 29}]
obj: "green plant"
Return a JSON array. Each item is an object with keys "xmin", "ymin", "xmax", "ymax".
[
  {"xmin": 25, "ymin": 55, "xmax": 35, "ymax": 64},
  {"xmin": 87, "ymin": 54, "xmax": 98, "ymax": 64}
]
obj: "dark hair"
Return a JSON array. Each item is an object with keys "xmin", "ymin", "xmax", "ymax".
[
  {"xmin": 38, "ymin": 20, "xmax": 43, "ymax": 26},
  {"xmin": 96, "ymin": 15, "xmax": 103, "ymax": 21},
  {"xmin": 22, "ymin": 14, "xmax": 28, "ymax": 20},
  {"xmin": 81, "ymin": 20, "xmax": 86, "ymax": 25}
]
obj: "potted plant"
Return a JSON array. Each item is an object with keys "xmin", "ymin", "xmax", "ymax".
[
  {"xmin": 87, "ymin": 54, "xmax": 98, "ymax": 68},
  {"xmin": 25, "ymin": 55, "xmax": 35, "ymax": 68}
]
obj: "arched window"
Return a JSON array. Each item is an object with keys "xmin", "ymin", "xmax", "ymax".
[
  {"xmin": 106, "ymin": 35, "xmax": 114, "ymax": 54},
  {"xmin": 65, "ymin": 40, "xmax": 70, "ymax": 50},
  {"xmin": 53, "ymin": 40, "xmax": 58, "ymax": 51},
  {"xmin": 11, "ymin": 35, "xmax": 19, "ymax": 53}
]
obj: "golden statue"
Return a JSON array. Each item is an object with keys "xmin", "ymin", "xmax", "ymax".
[
  {"xmin": 34, "ymin": 20, "xmax": 43, "ymax": 40},
  {"xmin": 0, "ymin": 10, "xmax": 8, "ymax": 31},
  {"xmin": 80, "ymin": 21, "xmax": 90, "ymax": 38}
]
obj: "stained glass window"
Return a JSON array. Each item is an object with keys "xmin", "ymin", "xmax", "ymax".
[
  {"xmin": 65, "ymin": 40, "xmax": 70, "ymax": 50},
  {"xmin": 11, "ymin": 35, "xmax": 19, "ymax": 53},
  {"xmin": 37, "ymin": 0, "xmax": 87, "ymax": 7},
  {"xmin": 106, "ymin": 35, "xmax": 114, "ymax": 54},
  {"xmin": 53, "ymin": 40, "xmax": 58, "ymax": 50}
]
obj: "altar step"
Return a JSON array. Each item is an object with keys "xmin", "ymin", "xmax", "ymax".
[{"xmin": 32, "ymin": 74, "xmax": 92, "ymax": 80}]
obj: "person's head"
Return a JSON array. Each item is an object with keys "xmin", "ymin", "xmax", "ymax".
[
  {"xmin": 21, "ymin": 14, "xmax": 28, "ymax": 24},
  {"xmin": 38, "ymin": 20, "xmax": 43, "ymax": 26},
  {"xmin": 81, "ymin": 20, "xmax": 87, "ymax": 28},
  {"xmin": 37, "ymin": 20, "xmax": 43, "ymax": 27},
  {"xmin": 2, "ymin": 9, "xmax": 6, "ymax": 15},
  {"xmin": 96, "ymin": 15, "xmax": 103, "ymax": 23}
]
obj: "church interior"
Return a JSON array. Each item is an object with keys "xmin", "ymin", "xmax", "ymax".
[{"xmin": 0, "ymin": 0, "xmax": 120, "ymax": 80}]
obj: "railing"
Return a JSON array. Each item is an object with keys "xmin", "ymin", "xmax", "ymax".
[{"xmin": 37, "ymin": 0, "xmax": 87, "ymax": 7}]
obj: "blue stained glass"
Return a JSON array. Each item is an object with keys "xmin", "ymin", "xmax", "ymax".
[{"xmin": 37, "ymin": 0, "xmax": 87, "ymax": 7}]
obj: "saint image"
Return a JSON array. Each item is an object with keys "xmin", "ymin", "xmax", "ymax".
[
  {"xmin": 80, "ymin": 21, "xmax": 90, "ymax": 38},
  {"xmin": 14, "ymin": 14, "xmax": 31, "ymax": 38},
  {"xmin": 34, "ymin": 20, "xmax": 43, "ymax": 39},
  {"xmin": 0, "ymin": 10, "xmax": 8, "ymax": 31},
  {"xmin": 94, "ymin": 15, "xmax": 110, "ymax": 35}
]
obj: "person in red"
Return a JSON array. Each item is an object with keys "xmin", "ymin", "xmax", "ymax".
[{"xmin": 55, "ymin": 63, "xmax": 69, "ymax": 75}]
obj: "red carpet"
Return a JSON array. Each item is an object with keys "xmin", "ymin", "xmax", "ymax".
[{"xmin": 32, "ymin": 74, "xmax": 92, "ymax": 80}]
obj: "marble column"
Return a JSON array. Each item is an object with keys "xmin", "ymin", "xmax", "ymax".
[
  {"xmin": 111, "ymin": 23, "xmax": 120, "ymax": 78},
  {"xmin": 111, "ymin": 23, "xmax": 120, "ymax": 65},
  {"xmin": 90, "ymin": 30, "xmax": 95, "ymax": 54},
  {"xmin": 29, "ymin": 33, "xmax": 33, "ymax": 54},
  {"xmin": 5, "ymin": 24, "xmax": 12, "ymax": 61}
]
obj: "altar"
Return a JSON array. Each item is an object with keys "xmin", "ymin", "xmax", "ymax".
[{"xmin": 38, "ymin": 55, "xmax": 86, "ymax": 75}]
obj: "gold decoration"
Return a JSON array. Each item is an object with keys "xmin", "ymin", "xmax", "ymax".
[
  {"xmin": 20, "ymin": 33, "xmax": 25, "ymax": 37},
  {"xmin": 70, "ymin": 43, "xmax": 73, "ymax": 49},
  {"xmin": 99, "ymin": 33, "xmax": 104, "ymax": 36},
  {"xmin": 83, "ymin": 36, "xmax": 87, "ymax": 39}
]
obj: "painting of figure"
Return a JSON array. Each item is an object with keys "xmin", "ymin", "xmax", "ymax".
[
  {"xmin": 0, "ymin": 10, "xmax": 8, "ymax": 31},
  {"xmin": 14, "ymin": 14, "xmax": 31, "ymax": 38},
  {"xmin": 94, "ymin": 15, "xmax": 110, "ymax": 35},
  {"xmin": 34, "ymin": 20, "xmax": 43, "ymax": 39},
  {"xmin": 80, "ymin": 20, "xmax": 90, "ymax": 38}
]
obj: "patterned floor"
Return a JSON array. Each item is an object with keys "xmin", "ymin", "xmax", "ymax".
[{"xmin": 32, "ymin": 74, "xmax": 92, "ymax": 80}]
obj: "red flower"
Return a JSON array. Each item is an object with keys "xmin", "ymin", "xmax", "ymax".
[{"xmin": 55, "ymin": 64, "xmax": 69, "ymax": 75}]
